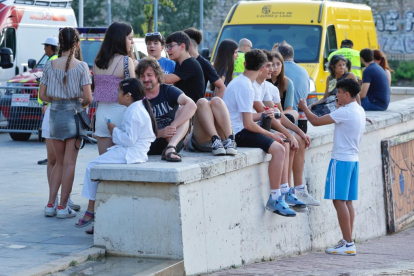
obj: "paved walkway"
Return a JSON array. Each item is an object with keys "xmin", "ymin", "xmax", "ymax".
[
  {"xmin": 0, "ymin": 133, "xmax": 98, "ymax": 276},
  {"xmin": 209, "ymin": 225, "xmax": 414, "ymax": 276}
]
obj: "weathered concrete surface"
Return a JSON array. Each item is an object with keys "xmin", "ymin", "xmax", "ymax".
[{"xmin": 92, "ymin": 98, "xmax": 414, "ymax": 275}]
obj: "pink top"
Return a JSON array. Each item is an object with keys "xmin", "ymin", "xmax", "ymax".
[{"xmin": 93, "ymin": 57, "xmax": 124, "ymax": 103}]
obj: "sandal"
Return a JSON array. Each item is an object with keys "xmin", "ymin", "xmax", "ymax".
[
  {"xmin": 161, "ymin": 146, "xmax": 182, "ymax": 162},
  {"xmin": 75, "ymin": 211, "xmax": 94, "ymax": 228},
  {"xmin": 85, "ymin": 227, "xmax": 94, "ymax": 235}
]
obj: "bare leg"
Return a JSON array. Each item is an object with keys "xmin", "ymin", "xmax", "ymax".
[
  {"xmin": 97, "ymin": 137, "xmax": 113, "ymax": 155},
  {"xmin": 193, "ymin": 98, "xmax": 219, "ymax": 144},
  {"xmin": 293, "ymin": 134, "xmax": 306, "ymax": 187},
  {"xmin": 288, "ymin": 143, "xmax": 295, "ymax": 186},
  {"xmin": 210, "ymin": 97, "xmax": 233, "ymax": 139},
  {"xmin": 281, "ymin": 142, "xmax": 290, "ymax": 185},
  {"xmin": 59, "ymin": 138, "xmax": 81, "ymax": 208},
  {"xmin": 46, "ymin": 138, "xmax": 56, "ymax": 188},
  {"xmin": 49, "ymin": 139, "xmax": 65, "ymax": 205},
  {"xmin": 164, "ymin": 106, "xmax": 190, "ymax": 160},
  {"xmin": 346, "ymin": 201, "xmax": 355, "ymax": 238},
  {"xmin": 333, "ymin": 200, "xmax": 352, "ymax": 242},
  {"xmin": 267, "ymin": 142, "xmax": 285, "ymax": 190},
  {"xmin": 284, "ymin": 110, "xmax": 298, "ymax": 122}
]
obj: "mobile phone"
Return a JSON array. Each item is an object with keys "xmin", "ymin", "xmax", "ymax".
[{"xmin": 283, "ymin": 139, "xmax": 291, "ymax": 143}]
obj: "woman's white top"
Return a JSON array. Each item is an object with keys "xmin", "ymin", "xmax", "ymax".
[{"xmin": 110, "ymin": 100, "xmax": 156, "ymax": 164}]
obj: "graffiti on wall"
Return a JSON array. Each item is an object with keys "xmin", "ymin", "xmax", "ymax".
[{"xmin": 374, "ymin": 11, "xmax": 414, "ymax": 53}]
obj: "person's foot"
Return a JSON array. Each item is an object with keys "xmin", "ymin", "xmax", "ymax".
[
  {"xmin": 85, "ymin": 227, "xmax": 94, "ymax": 235},
  {"xmin": 295, "ymin": 188, "xmax": 320, "ymax": 206},
  {"xmin": 163, "ymin": 147, "xmax": 181, "ymax": 161},
  {"xmin": 56, "ymin": 205, "xmax": 76, "ymax": 219},
  {"xmin": 223, "ymin": 135, "xmax": 237, "ymax": 155},
  {"xmin": 44, "ymin": 204, "xmax": 56, "ymax": 217},
  {"xmin": 75, "ymin": 211, "xmax": 95, "ymax": 228},
  {"xmin": 68, "ymin": 196, "xmax": 81, "ymax": 211},
  {"xmin": 265, "ymin": 195, "xmax": 296, "ymax": 217},
  {"xmin": 284, "ymin": 187, "xmax": 307, "ymax": 210},
  {"xmin": 37, "ymin": 158, "xmax": 48, "ymax": 165},
  {"xmin": 325, "ymin": 239, "xmax": 356, "ymax": 256},
  {"xmin": 211, "ymin": 135, "xmax": 226, "ymax": 156}
]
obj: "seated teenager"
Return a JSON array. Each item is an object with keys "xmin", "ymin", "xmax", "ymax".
[
  {"xmin": 164, "ymin": 31, "xmax": 205, "ymax": 104},
  {"xmin": 136, "ymin": 57, "xmax": 197, "ymax": 162},
  {"xmin": 223, "ymin": 49, "xmax": 296, "ymax": 217}
]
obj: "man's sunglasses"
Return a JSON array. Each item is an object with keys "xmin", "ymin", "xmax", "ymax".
[{"xmin": 145, "ymin": 32, "xmax": 162, "ymax": 38}]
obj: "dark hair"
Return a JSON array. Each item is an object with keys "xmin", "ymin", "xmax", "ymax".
[
  {"xmin": 58, "ymin": 27, "xmax": 81, "ymax": 85},
  {"xmin": 183, "ymin": 28, "xmax": 203, "ymax": 46},
  {"xmin": 336, "ymin": 78, "xmax": 360, "ymax": 98},
  {"xmin": 277, "ymin": 41, "xmax": 294, "ymax": 59},
  {"xmin": 272, "ymin": 52, "xmax": 285, "ymax": 98},
  {"xmin": 46, "ymin": 44, "xmax": 58, "ymax": 52},
  {"xmin": 212, "ymin": 39, "xmax": 238, "ymax": 90},
  {"xmin": 245, "ymin": 49, "xmax": 267, "ymax": 71},
  {"xmin": 119, "ymin": 78, "xmax": 158, "ymax": 136},
  {"xmin": 145, "ymin": 33, "xmax": 166, "ymax": 46},
  {"xmin": 95, "ymin": 22, "xmax": 133, "ymax": 69},
  {"xmin": 166, "ymin": 31, "xmax": 190, "ymax": 51},
  {"xmin": 328, "ymin": 55, "xmax": 348, "ymax": 78},
  {"xmin": 360, "ymin": 48, "xmax": 374, "ymax": 63},
  {"xmin": 261, "ymin": 49, "xmax": 273, "ymax": 62},
  {"xmin": 136, "ymin": 56, "xmax": 164, "ymax": 84},
  {"xmin": 373, "ymin": 49, "xmax": 394, "ymax": 73},
  {"xmin": 341, "ymin": 39, "xmax": 353, "ymax": 48}
]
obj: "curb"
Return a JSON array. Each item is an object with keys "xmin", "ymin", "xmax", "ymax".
[{"xmin": 12, "ymin": 247, "xmax": 105, "ymax": 276}]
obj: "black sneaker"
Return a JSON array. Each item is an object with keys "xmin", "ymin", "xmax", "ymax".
[
  {"xmin": 37, "ymin": 158, "xmax": 48, "ymax": 165},
  {"xmin": 211, "ymin": 135, "xmax": 226, "ymax": 156}
]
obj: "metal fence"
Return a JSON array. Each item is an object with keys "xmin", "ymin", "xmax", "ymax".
[{"xmin": 0, "ymin": 86, "xmax": 97, "ymax": 141}]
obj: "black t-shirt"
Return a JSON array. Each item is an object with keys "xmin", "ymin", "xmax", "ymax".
[
  {"xmin": 173, "ymin": 57, "xmax": 205, "ymax": 103},
  {"xmin": 148, "ymin": 84, "xmax": 183, "ymax": 130},
  {"xmin": 196, "ymin": 55, "xmax": 220, "ymax": 90}
]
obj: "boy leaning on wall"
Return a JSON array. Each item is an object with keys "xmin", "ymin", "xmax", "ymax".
[{"xmin": 298, "ymin": 78, "xmax": 366, "ymax": 256}]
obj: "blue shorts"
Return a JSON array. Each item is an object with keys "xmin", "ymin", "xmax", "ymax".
[{"xmin": 324, "ymin": 159, "xmax": 359, "ymax": 201}]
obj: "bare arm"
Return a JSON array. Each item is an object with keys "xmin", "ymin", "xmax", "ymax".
[
  {"xmin": 360, "ymin": 83, "xmax": 370, "ymax": 99},
  {"xmin": 81, "ymin": 84, "xmax": 92, "ymax": 107},
  {"xmin": 213, "ymin": 78, "xmax": 226, "ymax": 98},
  {"xmin": 242, "ymin": 112, "xmax": 284, "ymax": 144},
  {"xmin": 164, "ymin": 74, "xmax": 181, "ymax": 84},
  {"xmin": 39, "ymin": 84, "xmax": 52, "ymax": 103},
  {"xmin": 171, "ymin": 94, "xmax": 197, "ymax": 127},
  {"xmin": 127, "ymin": 57, "xmax": 136, "ymax": 78}
]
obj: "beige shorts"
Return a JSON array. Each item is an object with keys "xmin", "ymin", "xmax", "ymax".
[{"xmin": 93, "ymin": 102, "xmax": 126, "ymax": 138}]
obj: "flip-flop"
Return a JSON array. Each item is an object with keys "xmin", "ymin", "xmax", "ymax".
[
  {"xmin": 85, "ymin": 227, "xmax": 94, "ymax": 235},
  {"xmin": 161, "ymin": 145, "xmax": 182, "ymax": 162},
  {"xmin": 75, "ymin": 211, "xmax": 94, "ymax": 228}
]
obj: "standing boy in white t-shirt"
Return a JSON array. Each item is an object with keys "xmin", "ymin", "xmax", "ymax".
[
  {"xmin": 223, "ymin": 49, "xmax": 296, "ymax": 217},
  {"xmin": 298, "ymin": 78, "xmax": 365, "ymax": 256}
]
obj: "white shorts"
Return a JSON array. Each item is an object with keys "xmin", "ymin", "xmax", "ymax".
[
  {"xmin": 93, "ymin": 102, "xmax": 126, "ymax": 138},
  {"xmin": 41, "ymin": 105, "xmax": 51, "ymax": 139}
]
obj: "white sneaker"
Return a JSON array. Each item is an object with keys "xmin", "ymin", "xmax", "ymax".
[
  {"xmin": 45, "ymin": 204, "xmax": 56, "ymax": 217},
  {"xmin": 326, "ymin": 239, "xmax": 356, "ymax": 256},
  {"xmin": 68, "ymin": 196, "xmax": 81, "ymax": 211},
  {"xmin": 295, "ymin": 188, "xmax": 320, "ymax": 206},
  {"xmin": 56, "ymin": 205, "xmax": 77, "ymax": 219}
]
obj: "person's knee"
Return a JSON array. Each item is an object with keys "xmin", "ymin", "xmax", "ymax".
[
  {"xmin": 196, "ymin": 98, "xmax": 209, "ymax": 108},
  {"xmin": 210, "ymin": 96, "xmax": 224, "ymax": 107},
  {"xmin": 296, "ymin": 134, "xmax": 306, "ymax": 149},
  {"xmin": 268, "ymin": 142, "xmax": 285, "ymax": 159}
]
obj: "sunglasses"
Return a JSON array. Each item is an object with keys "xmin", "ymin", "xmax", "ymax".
[{"xmin": 145, "ymin": 32, "xmax": 162, "ymax": 38}]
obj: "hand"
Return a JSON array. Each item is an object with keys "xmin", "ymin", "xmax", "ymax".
[
  {"xmin": 271, "ymin": 132, "xmax": 286, "ymax": 145},
  {"xmin": 366, "ymin": 117, "xmax": 373, "ymax": 125},
  {"xmin": 290, "ymin": 135, "xmax": 299, "ymax": 150},
  {"xmin": 264, "ymin": 108, "xmax": 274, "ymax": 119},
  {"xmin": 301, "ymin": 134, "xmax": 311, "ymax": 148},
  {"xmin": 297, "ymin": 99, "xmax": 308, "ymax": 111},
  {"xmin": 107, "ymin": 122, "xmax": 116, "ymax": 135},
  {"xmin": 160, "ymin": 126, "xmax": 177, "ymax": 139},
  {"xmin": 42, "ymin": 105, "xmax": 48, "ymax": 115},
  {"xmin": 308, "ymin": 103, "xmax": 314, "ymax": 110}
]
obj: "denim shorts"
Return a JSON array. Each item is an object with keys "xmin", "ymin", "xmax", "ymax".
[{"xmin": 49, "ymin": 99, "xmax": 86, "ymax": 141}]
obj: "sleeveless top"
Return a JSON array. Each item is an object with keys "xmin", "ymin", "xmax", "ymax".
[
  {"xmin": 93, "ymin": 56, "xmax": 125, "ymax": 103},
  {"xmin": 328, "ymin": 72, "xmax": 349, "ymax": 96}
]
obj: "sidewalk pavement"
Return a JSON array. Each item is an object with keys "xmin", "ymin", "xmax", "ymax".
[
  {"xmin": 0, "ymin": 133, "xmax": 99, "ymax": 276},
  {"xmin": 208, "ymin": 225, "xmax": 414, "ymax": 276}
]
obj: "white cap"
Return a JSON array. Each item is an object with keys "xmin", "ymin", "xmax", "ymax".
[{"xmin": 42, "ymin": 37, "xmax": 58, "ymax": 46}]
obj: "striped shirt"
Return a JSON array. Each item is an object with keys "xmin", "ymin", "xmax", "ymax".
[{"xmin": 40, "ymin": 61, "xmax": 91, "ymax": 99}]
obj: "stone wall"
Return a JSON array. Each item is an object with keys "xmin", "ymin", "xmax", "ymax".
[{"xmin": 203, "ymin": 0, "xmax": 414, "ymax": 59}]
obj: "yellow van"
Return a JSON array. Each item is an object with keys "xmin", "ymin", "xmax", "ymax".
[{"xmin": 211, "ymin": 0, "xmax": 379, "ymax": 97}]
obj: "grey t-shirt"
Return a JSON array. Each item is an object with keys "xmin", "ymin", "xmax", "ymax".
[{"xmin": 284, "ymin": 61, "xmax": 309, "ymax": 111}]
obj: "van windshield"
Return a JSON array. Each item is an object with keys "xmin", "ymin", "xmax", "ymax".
[
  {"xmin": 80, "ymin": 40, "xmax": 103, "ymax": 68},
  {"xmin": 214, "ymin": 24, "xmax": 322, "ymax": 63}
]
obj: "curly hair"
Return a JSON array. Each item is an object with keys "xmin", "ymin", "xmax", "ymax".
[
  {"xmin": 135, "ymin": 56, "xmax": 164, "ymax": 84},
  {"xmin": 328, "ymin": 55, "xmax": 348, "ymax": 78},
  {"xmin": 58, "ymin": 27, "xmax": 81, "ymax": 85}
]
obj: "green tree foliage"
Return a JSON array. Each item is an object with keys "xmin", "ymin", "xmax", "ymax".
[
  {"xmin": 143, "ymin": 0, "xmax": 176, "ymax": 33},
  {"xmin": 71, "ymin": 0, "xmax": 107, "ymax": 27}
]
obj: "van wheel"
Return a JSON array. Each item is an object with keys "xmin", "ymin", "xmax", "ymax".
[{"xmin": 9, "ymin": 132, "xmax": 32, "ymax": 141}]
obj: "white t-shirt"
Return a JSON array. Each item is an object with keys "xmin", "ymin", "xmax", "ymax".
[
  {"xmin": 329, "ymin": 101, "xmax": 366, "ymax": 162},
  {"xmin": 223, "ymin": 74, "xmax": 255, "ymax": 135},
  {"xmin": 264, "ymin": 81, "xmax": 281, "ymax": 104},
  {"xmin": 253, "ymin": 80, "xmax": 272, "ymax": 102}
]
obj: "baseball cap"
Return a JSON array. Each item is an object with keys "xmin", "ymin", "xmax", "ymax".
[{"xmin": 42, "ymin": 37, "xmax": 58, "ymax": 46}]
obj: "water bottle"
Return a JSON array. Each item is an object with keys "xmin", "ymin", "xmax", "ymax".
[
  {"xmin": 260, "ymin": 107, "xmax": 272, "ymax": 131},
  {"xmin": 298, "ymin": 108, "xmax": 308, "ymax": 134},
  {"xmin": 274, "ymin": 105, "xmax": 282, "ymax": 124}
]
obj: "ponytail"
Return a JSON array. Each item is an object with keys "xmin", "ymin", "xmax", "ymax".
[{"xmin": 142, "ymin": 98, "xmax": 158, "ymax": 137}]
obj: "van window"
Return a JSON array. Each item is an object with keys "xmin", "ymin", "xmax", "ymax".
[
  {"xmin": 214, "ymin": 24, "xmax": 322, "ymax": 63},
  {"xmin": 80, "ymin": 39, "xmax": 103, "ymax": 68},
  {"xmin": 35, "ymin": 55, "xmax": 49, "ymax": 69},
  {"xmin": 0, "ymin": 28, "xmax": 17, "ymax": 59},
  {"xmin": 324, "ymin": 25, "xmax": 337, "ymax": 59}
]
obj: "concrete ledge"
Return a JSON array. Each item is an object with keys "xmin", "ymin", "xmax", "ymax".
[
  {"xmin": 391, "ymin": 86, "xmax": 414, "ymax": 95},
  {"xmin": 12, "ymin": 247, "xmax": 105, "ymax": 276}
]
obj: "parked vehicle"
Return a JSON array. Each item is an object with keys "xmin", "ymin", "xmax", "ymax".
[{"xmin": 210, "ymin": 0, "xmax": 379, "ymax": 98}]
